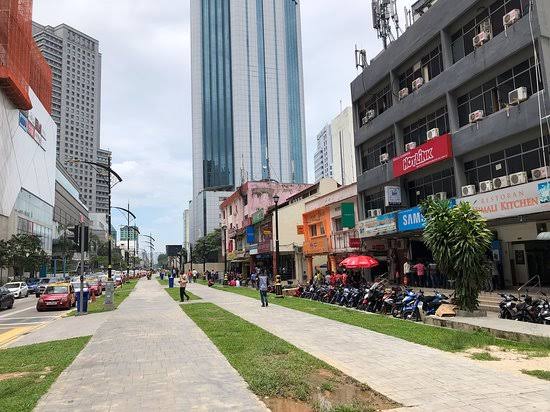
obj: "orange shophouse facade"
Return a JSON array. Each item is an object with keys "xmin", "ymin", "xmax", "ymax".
[{"xmin": 302, "ymin": 183, "xmax": 358, "ymax": 280}]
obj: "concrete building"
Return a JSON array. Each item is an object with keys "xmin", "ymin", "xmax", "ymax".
[
  {"xmin": 95, "ymin": 148, "xmax": 111, "ymax": 214},
  {"xmin": 314, "ymin": 125, "xmax": 332, "ymax": 182},
  {"xmin": 54, "ymin": 160, "xmax": 88, "ymax": 228},
  {"xmin": 352, "ymin": 0, "xmax": 550, "ymax": 287},
  {"xmin": 220, "ymin": 181, "xmax": 312, "ymax": 276},
  {"xmin": 314, "ymin": 107, "xmax": 356, "ymax": 185},
  {"xmin": 190, "ymin": 0, "xmax": 308, "ymax": 243},
  {"xmin": 32, "ymin": 22, "xmax": 103, "ymax": 212}
]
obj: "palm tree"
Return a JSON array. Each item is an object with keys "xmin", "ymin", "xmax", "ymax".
[{"xmin": 421, "ymin": 200, "xmax": 493, "ymax": 312}]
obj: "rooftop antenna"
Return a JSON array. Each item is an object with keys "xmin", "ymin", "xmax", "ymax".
[{"xmin": 372, "ymin": 0, "xmax": 401, "ymax": 49}]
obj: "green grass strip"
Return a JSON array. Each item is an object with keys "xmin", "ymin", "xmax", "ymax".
[
  {"xmin": 522, "ymin": 369, "xmax": 550, "ymax": 381},
  {"xmin": 182, "ymin": 302, "xmax": 396, "ymax": 411},
  {"xmin": 198, "ymin": 283, "xmax": 550, "ymax": 355},
  {"xmin": 0, "ymin": 336, "xmax": 90, "ymax": 412},
  {"xmin": 67, "ymin": 279, "xmax": 138, "ymax": 316}
]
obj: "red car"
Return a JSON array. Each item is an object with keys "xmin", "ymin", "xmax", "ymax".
[
  {"xmin": 87, "ymin": 279, "xmax": 102, "ymax": 297},
  {"xmin": 36, "ymin": 283, "xmax": 75, "ymax": 311}
]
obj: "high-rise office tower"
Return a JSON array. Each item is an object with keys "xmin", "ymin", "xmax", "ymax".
[
  {"xmin": 96, "ymin": 148, "xmax": 111, "ymax": 213},
  {"xmin": 32, "ymin": 22, "xmax": 102, "ymax": 212},
  {"xmin": 189, "ymin": 0, "xmax": 307, "ymax": 242}
]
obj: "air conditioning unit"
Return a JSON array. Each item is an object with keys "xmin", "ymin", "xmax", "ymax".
[
  {"xmin": 405, "ymin": 142, "xmax": 417, "ymax": 152},
  {"xmin": 479, "ymin": 180, "xmax": 493, "ymax": 193},
  {"xmin": 461, "ymin": 185, "xmax": 476, "ymax": 197},
  {"xmin": 379, "ymin": 153, "xmax": 389, "ymax": 163},
  {"xmin": 368, "ymin": 209, "xmax": 382, "ymax": 218},
  {"xmin": 503, "ymin": 9, "xmax": 520, "ymax": 28},
  {"xmin": 426, "ymin": 128, "xmax": 439, "ymax": 140},
  {"xmin": 427, "ymin": 194, "xmax": 436, "ymax": 201},
  {"xmin": 399, "ymin": 87, "xmax": 409, "ymax": 100},
  {"xmin": 435, "ymin": 192, "xmax": 447, "ymax": 200},
  {"xmin": 532, "ymin": 166, "xmax": 550, "ymax": 180},
  {"xmin": 362, "ymin": 116, "xmax": 368, "ymax": 126},
  {"xmin": 492, "ymin": 176, "xmax": 510, "ymax": 190},
  {"xmin": 412, "ymin": 77, "xmax": 424, "ymax": 91},
  {"xmin": 509, "ymin": 87, "xmax": 528, "ymax": 105},
  {"xmin": 473, "ymin": 31, "xmax": 490, "ymax": 48},
  {"xmin": 509, "ymin": 171, "xmax": 528, "ymax": 186},
  {"xmin": 469, "ymin": 110, "xmax": 484, "ymax": 123}
]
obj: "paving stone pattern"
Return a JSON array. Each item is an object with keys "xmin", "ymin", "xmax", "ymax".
[
  {"xmin": 189, "ymin": 284, "xmax": 550, "ymax": 412},
  {"xmin": 34, "ymin": 280, "xmax": 268, "ymax": 412}
]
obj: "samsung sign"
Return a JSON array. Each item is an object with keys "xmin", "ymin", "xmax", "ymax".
[
  {"xmin": 397, "ymin": 199, "xmax": 456, "ymax": 232},
  {"xmin": 397, "ymin": 207, "xmax": 425, "ymax": 232}
]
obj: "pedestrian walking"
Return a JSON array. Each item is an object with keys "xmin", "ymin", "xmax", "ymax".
[
  {"xmin": 250, "ymin": 272, "xmax": 257, "ymax": 289},
  {"xmin": 414, "ymin": 261, "xmax": 426, "ymax": 288},
  {"xmin": 179, "ymin": 271, "xmax": 190, "ymax": 302},
  {"xmin": 258, "ymin": 271, "xmax": 269, "ymax": 307},
  {"xmin": 403, "ymin": 259, "xmax": 412, "ymax": 286}
]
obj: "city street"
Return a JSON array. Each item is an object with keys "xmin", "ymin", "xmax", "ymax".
[{"xmin": 0, "ymin": 295, "xmax": 64, "ymax": 347}]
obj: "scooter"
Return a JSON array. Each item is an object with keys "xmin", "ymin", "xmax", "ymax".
[
  {"xmin": 422, "ymin": 291, "xmax": 450, "ymax": 316},
  {"xmin": 401, "ymin": 290, "xmax": 424, "ymax": 321}
]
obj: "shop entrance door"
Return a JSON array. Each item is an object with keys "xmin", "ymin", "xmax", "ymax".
[{"xmin": 524, "ymin": 240, "xmax": 550, "ymax": 286}]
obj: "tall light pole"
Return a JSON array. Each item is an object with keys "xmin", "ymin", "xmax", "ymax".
[
  {"xmin": 68, "ymin": 156, "xmax": 122, "ymax": 281},
  {"xmin": 141, "ymin": 234, "xmax": 155, "ymax": 270},
  {"xmin": 273, "ymin": 194, "xmax": 280, "ymax": 278},
  {"xmin": 112, "ymin": 205, "xmax": 136, "ymax": 279}
]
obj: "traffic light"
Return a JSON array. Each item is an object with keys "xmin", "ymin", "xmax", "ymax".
[
  {"xmin": 82, "ymin": 226, "xmax": 89, "ymax": 252},
  {"xmin": 67, "ymin": 225, "xmax": 81, "ymax": 250}
]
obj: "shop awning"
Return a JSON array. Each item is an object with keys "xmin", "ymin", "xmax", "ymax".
[{"xmin": 537, "ymin": 232, "xmax": 550, "ymax": 240}]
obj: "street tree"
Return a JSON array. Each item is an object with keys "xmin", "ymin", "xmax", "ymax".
[
  {"xmin": 192, "ymin": 229, "xmax": 221, "ymax": 265},
  {"xmin": 421, "ymin": 199, "xmax": 493, "ymax": 312},
  {"xmin": 8, "ymin": 234, "xmax": 48, "ymax": 278}
]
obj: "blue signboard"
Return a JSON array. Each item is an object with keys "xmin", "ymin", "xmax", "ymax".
[
  {"xmin": 397, "ymin": 206, "xmax": 425, "ymax": 232},
  {"xmin": 246, "ymin": 226, "xmax": 255, "ymax": 244},
  {"xmin": 397, "ymin": 199, "xmax": 456, "ymax": 232}
]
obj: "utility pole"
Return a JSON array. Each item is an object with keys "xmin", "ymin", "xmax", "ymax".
[
  {"xmin": 107, "ymin": 154, "xmax": 113, "ymax": 280},
  {"xmin": 126, "ymin": 201, "xmax": 130, "ymax": 279},
  {"xmin": 78, "ymin": 222, "xmax": 84, "ymax": 315}
]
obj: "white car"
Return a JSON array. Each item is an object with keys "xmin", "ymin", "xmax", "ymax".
[{"xmin": 4, "ymin": 282, "xmax": 29, "ymax": 298}]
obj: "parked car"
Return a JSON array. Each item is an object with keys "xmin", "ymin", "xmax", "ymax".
[
  {"xmin": 4, "ymin": 282, "xmax": 29, "ymax": 298},
  {"xmin": 36, "ymin": 283, "xmax": 75, "ymax": 311},
  {"xmin": 0, "ymin": 286, "xmax": 15, "ymax": 310},
  {"xmin": 113, "ymin": 275, "xmax": 123, "ymax": 287}
]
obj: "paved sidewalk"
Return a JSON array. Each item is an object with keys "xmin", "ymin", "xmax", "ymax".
[
  {"xmin": 35, "ymin": 279, "xmax": 267, "ymax": 412},
  {"xmin": 8, "ymin": 312, "xmax": 111, "ymax": 348},
  {"xmin": 189, "ymin": 284, "xmax": 550, "ymax": 412}
]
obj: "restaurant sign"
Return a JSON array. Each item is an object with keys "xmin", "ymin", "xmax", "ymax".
[
  {"xmin": 393, "ymin": 134, "xmax": 453, "ymax": 178},
  {"xmin": 357, "ymin": 212, "xmax": 397, "ymax": 238},
  {"xmin": 459, "ymin": 181, "xmax": 550, "ymax": 220}
]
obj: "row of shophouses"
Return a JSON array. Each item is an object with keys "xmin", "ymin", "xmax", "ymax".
[{"xmin": 220, "ymin": 172, "xmax": 550, "ymax": 287}]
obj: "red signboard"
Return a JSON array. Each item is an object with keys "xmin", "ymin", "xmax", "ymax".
[
  {"xmin": 392, "ymin": 133, "xmax": 453, "ymax": 178},
  {"xmin": 349, "ymin": 238, "xmax": 361, "ymax": 248}
]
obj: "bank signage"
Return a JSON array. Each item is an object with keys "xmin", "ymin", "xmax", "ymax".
[
  {"xmin": 357, "ymin": 212, "xmax": 397, "ymax": 238},
  {"xmin": 459, "ymin": 181, "xmax": 550, "ymax": 220},
  {"xmin": 393, "ymin": 134, "xmax": 453, "ymax": 178}
]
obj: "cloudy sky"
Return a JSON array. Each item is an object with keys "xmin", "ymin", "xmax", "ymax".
[{"xmin": 33, "ymin": 0, "xmax": 413, "ymax": 253}]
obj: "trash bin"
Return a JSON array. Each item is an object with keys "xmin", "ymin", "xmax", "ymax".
[
  {"xmin": 160, "ymin": 272, "xmax": 165, "ymax": 281},
  {"xmin": 75, "ymin": 290, "xmax": 89, "ymax": 313},
  {"xmin": 168, "ymin": 276, "xmax": 174, "ymax": 288}
]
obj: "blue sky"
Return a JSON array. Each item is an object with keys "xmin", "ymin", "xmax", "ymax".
[{"xmin": 33, "ymin": 0, "xmax": 413, "ymax": 255}]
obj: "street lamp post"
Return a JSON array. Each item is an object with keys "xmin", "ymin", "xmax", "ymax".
[
  {"xmin": 112, "ymin": 204, "xmax": 136, "ymax": 280},
  {"xmin": 68, "ymin": 156, "xmax": 122, "ymax": 281},
  {"xmin": 273, "ymin": 194, "xmax": 283, "ymax": 298},
  {"xmin": 141, "ymin": 234, "xmax": 155, "ymax": 271}
]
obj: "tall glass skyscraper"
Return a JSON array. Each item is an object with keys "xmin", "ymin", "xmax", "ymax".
[{"xmin": 189, "ymin": 0, "xmax": 307, "ymax": 242}]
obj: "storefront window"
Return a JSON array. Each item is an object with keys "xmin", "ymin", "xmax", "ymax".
[
  {"xmin": 407, "ymin": 168, "xmax": 456, "ymax": 206},
  {"xmin": 13, "ymin": 189, "xmax": 54, "ymax": 253}
]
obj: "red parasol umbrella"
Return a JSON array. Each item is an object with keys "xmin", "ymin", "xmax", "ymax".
[{"xmin": 339, "ymin": 255, "xmax": 379, "ymax": 269}]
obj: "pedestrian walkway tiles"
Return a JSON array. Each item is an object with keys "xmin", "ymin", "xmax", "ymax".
[
  {"xmin": 188, "ymin": 283, "xmax": 550, "ymax": 412},
  {"xmin": 34, "ymin": 279, "xmax": 267, "ymax": 412}
]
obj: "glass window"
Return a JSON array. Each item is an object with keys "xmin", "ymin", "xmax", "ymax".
[{"xmin": 403, "ymin": 106, "xmax": 449, "ymax": 146}]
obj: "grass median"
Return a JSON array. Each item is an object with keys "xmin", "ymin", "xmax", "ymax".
[
  {"xmin": 182, "ymin": 302, "xmax": 397, "ymax": 412},
  {"xmin": 0, "ymin": 336, "xmax": 90, "ymax": 412},
  {"xmin": 67, "ymin": 279, "xmax": 138, "ymax": 316},
  {"xmin": 157, "ymin": 278, "xmax": 201, "ymax": 302},
  {"xmin": 197, "ymin": 283, "xmax": 550, "ymax": 356},
  {"xmin": 522, "ymin": 369, "xmax": 550, "ymax": 381}
]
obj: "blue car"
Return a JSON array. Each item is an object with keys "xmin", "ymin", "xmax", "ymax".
[{"xmin": 26, "ymin": 279, "xmax": 39, "ymax": 294}]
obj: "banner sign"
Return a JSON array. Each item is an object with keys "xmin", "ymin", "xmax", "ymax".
[
  {"xmin": 398, "ymin": 199, "xmax": 457, "ymax": 232},
  {"xmin": 459, "ymin": 181, "xmax": 550, "ymax": 220},
  {"xmin": 252, "ymin": 209, "xmax": 264, "ymax": 224},
  {"xmin": 393, "ymin": 134, "xmax": 453, "ymax": 178},
  {"xmin": 246, "ymin": 226, "xmax": 255, "ymax": 244},
  {"xmin": 19, "ymin": 110, "xmax": 46, "ymax": 151},
  {"xmin": 341, "ymin": 202, "xmax": 355, "ymax": 229},
  {"xmin": 384, "ymin": 186, "xmax": 402, "ymax": 206},
  {"xmin": 357, "ymin": 212, "xmax": 397, "ymax": 238}
]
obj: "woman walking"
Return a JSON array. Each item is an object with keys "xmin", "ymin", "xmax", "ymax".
[{"xmin": 179, "ymin": 271, "xmax": 190, "ymax": 302}]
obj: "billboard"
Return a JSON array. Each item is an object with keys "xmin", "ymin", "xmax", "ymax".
[
  {"xmin": 166, "ymin": 245, "xmax": 183, "ymax": 256},
  {"xmin": 393, "ymin": 134, "xmax": 453, "ymax": 178}
]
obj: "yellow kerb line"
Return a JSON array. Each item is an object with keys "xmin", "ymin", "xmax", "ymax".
[{"xmin": 0, "ymin": 326, "xmax": 38, "ymax": 348}]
